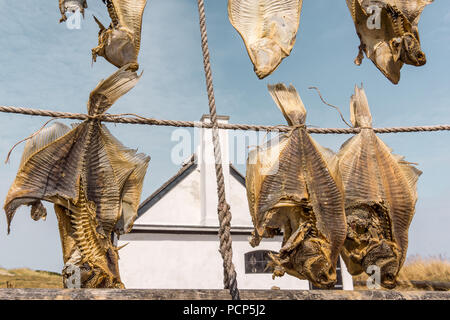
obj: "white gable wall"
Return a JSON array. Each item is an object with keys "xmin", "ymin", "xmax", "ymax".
[
  {"xmin": 118, "ymin": 232, "xmax": 310, "ymax": 290},
  {"xmin": 135, "ymin": 168, "xmax": 202, "ymax": 226},
  {"xmin": 225, "ymin": 173, "xmax": 253, "ymax": 227}
]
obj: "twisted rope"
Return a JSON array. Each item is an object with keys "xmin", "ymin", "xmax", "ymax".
[
  {"xmin": 197, "ymin": 0, "xmax": 240, "ymax": 300},
  {"xmin": 0, "ymin": 106, "xmax": 449, "ymax": 134}
]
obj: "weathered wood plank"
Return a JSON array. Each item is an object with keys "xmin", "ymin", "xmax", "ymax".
[{"xmin": 0, "ymin": 289, "xmax": 448, "ymax": 300}]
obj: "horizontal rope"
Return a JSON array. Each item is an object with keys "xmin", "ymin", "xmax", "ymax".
[{"xmin": 0, "ymin": 105, "xmax": 449, "ymax": 134}]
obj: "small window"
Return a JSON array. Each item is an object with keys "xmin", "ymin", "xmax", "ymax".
[{"xmin": 244, "ymin": 250, "xmax": 277, "ymax": 274}]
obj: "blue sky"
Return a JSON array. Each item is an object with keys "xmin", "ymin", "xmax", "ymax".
[{"xmin": 0, "ymin": 0, "xmax": 449, "ymax": 273}]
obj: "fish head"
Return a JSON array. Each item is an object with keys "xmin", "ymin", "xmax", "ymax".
[
  {"xmin": 292, "ymin": 238, "xmax": 337, "ymax": 288},
  {"xmin": 342, "ymin": 207, "xmax": 374, "ymax": 273},
  {"xmin": 249, "ymin": 38, "xmax": 283, "ymax": 79},
  {"xmin": 362, "ymin": 239, "xmax": 400, "ymax": 289},
  {"xmin": 62, "ymin": 246, "xmax": 124, "ymax": 288},
  {"xmin": 401, "ymin": 33, "xmax": 426, "ymax": 66},
  {"xmin": 77, "ymin": 265, "xmax": 124, "ymax": 289},
  {"xmin": 30, "ymin": 200, "xmax": 47, "ymax": 222},
  {"xmin": 64, "ymin": 0, "xmax": 85, "ymax": 15},
  {"xmin": 343, "ymin": 205, "xmax": 401, "ymax": 288}
]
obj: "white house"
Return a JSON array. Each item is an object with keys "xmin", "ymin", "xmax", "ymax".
[{"xmin": 117, "ymin": 115, "xmax": 353, "ymax": 290}]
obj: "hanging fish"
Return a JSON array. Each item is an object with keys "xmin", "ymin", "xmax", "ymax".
[
  {"xmin": 246, "ymin": 83, "xmax": 347, "ymax": 288},
  {"xmin": 92, "ymin": 0, "xmax": 147, "ymax": 71},
  {"xmin": 59, "ymin": 0, "xmax": 88, "ymax": 23},
  {"xmin": 228, "ymin": 0, "xmax": 303, "ymax": 79},
  {"xmin": 338, "ymin": 85, "xmax": 421, "ymax": 288},
  {"xmin": 4, "ymin": 65, "xmax": 150, "ymax": 288},
  {"xmin": 346, "ymin": 0, "xmax": 433, "ymax": 84}
]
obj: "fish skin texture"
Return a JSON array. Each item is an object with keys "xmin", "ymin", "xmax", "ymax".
[
  {"xmin": 338, "ymin": 85, "xmax": 421, "ymax": 288},
  {"xmin": 92, "ymin": 0, "xmax": 147, "ymax": 71},
  {"xmin": 4, "ymin": 65, "xmax": 150, "ymax": 288},
  {"xmin": 228, "ymin": 0, "xmax": 303, "ymax": 79},
  {"xmin": 346, "ymin": 0, "xmax": 432, "ymax": 84},
  {"xmin": 246, "ymin": 83, "xmax": 346, "ymax": 288}
]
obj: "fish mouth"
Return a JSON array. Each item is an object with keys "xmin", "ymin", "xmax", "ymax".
[
  {"xmin": 403, "ymin": 51, "xmax": 426, "ymax": 67},
  {"xmin": 254, "ymin": 55, "xmax": 277, "ymax": 79},
  {"xmin": 65, "ymin": 4, "xmax": 83, "ymax": 14},
  {"xmin": 410, "ymin": 52, "xmax": 427, "ymax": 66},
  {"xmin": 362, "ymin": 242, "xmax": 399, "ymax": 289},
  {"xmin": 380, "ymin": 271, "xmax": 397, "ymax": 289},
  {"xmin": 255, "ymin": 68, "xmax": 271, "ymax": 79},
  {"xmin": 305, "ymin": 256, "xmax": 337, "ymax": 289},
  {"xmin": 250, "ymin": 40, "xmax": 283, "ymax": 79},
  {"xmin": 402, "ymin": 34, "xmax": 427, "ymax": 66},
  {"xmin": 308, "ymin": 269, "xmax": 336, "ymax": 289}
]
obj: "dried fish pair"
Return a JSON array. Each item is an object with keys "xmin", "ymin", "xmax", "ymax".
[
  {"xmin": 346, "ymin": 0, "xmax": 433, "ymax": 84},
  {"xmin": 59, "ymin": 0, "xmax": 88, "ymax": 22},
  {"xmin": 246, "ymin": 84, "xmax": 421, "ymax": 288},
  {"xmin": 92, "ymin": 0, "xmax": 147, "ymax": 71},
  {"xmin": 4, "ymin": 65, "xmax": 150, "ymax": 288},
  {"xmin": 246, "ymin": 83, "xmax": 347, "ymax": 288},
  {"xmin": 338, "ymin": 85, "xmax": 421, "ymax": 288},
  {"xmin": 228, "ymin": 0, "xmax": 303, "ymax": 79}
]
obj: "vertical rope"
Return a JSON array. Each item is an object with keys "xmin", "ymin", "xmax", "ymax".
[{"xmin": 197, "ymin": 0, "xmax": 240, "ymax": 300}]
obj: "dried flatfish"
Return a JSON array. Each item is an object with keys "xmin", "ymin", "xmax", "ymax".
[
  {"xmin": 338, "ymin": 85, "xmax": 421, "ymax": 288},
  {"xmin": 346, "ymin": 0, "xmax": 433, "ymax": 84},
  {"xmin": 4, "ymin": 65, "xmax": 150, "ymax": 288},
  {"xmin": 59, "ymin": 0, "xmax": 88, "ymax": 23},
  {"xmin": 228, "ymin": 0, "xmax": 303, "ymax": 79},
  {"xmin": 246, "ymin": 83, "xmax": 346, "ymax": 288},
  {"xmin": 92, "ymin": 0, "xmax": 147, "ymax": 71}
]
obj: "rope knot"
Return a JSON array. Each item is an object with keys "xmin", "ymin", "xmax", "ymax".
[
  {"xmin": 87, "ymin": 114, "xmax": 103, "ymax": 121},
  {"xmin": 281, "ymin": 123, "xmax": 306, "ymax": 137},
  {"xmin": 291, "ymin": 124, "xmax": 306, "ymax": 130}
]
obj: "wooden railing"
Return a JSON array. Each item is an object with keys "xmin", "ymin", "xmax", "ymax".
[{"xmin": 0, "ymin": 289, "xmax": 448, "ymax": 300}]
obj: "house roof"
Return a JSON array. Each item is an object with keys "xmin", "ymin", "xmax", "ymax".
[
  {"xmin": 137, "ymin": 154, "xmax": 246, "ymax": 218},
  {"xmin": 230, "ymin": 163, "xmax": 245, "ymax": 186},
  {"xmin": 129, "ymin": 224, "xmax": 254, "ymax": 235}
]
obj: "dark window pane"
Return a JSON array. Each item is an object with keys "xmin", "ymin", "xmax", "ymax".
[{"xmin": 244, "ymin": 250, "xmax": 277, "ymax": 274}]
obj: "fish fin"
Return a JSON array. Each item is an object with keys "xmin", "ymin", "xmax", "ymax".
[
  {"xmin": 88, "ymin": 64, "xmax": 141, "ymax": 115},
  {"xmin": 268, "ymin": 83, "xmax": 306, "ymax": 126},
  {"xmin": 111, "ymin": 0, "xmax": 147, "ymax": 52}
]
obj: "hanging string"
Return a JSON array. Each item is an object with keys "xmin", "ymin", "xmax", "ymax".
[{"xmin": 197, "ymin": 0, "xmax": 240, "ymax": 300}]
